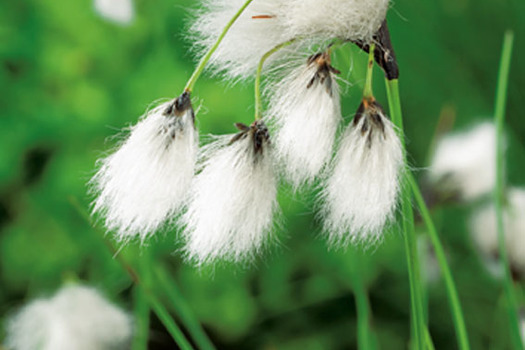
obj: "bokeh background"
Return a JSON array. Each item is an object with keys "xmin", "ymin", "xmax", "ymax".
[{"xmin": 1, "ymin": 0, "xmax": 524, "ymax": 349}]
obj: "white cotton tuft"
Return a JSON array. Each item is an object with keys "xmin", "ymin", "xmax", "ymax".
[
  {"xmin": 470, "ymin": 187, "xmax": 525, "ymax": 278},
  {"xmin": 182, "ymin": 121, "xmax": 278, "ymax": 265},
  {"xmin": 320, "ymin": 101, "xmax": 403, "ymax": 246},
  {"xmin": 189, "ymin": 0, "xmax": 292, "ymax": 79},
  {"xmin": 429, "ymin": 122, "xmax": 498, "ymax": 201},
  {"xmin": 90, "ymin": 93, "xmax": 198, "ymax": 242},
  {"xmin": 94, "ymin": 0, "xmax": 134, "ymax": 25},
  {"xmin": 268, "ymin": 52, "xmax": 342, "ymax": 188},
  {"xmin": 5, "ymin": 285, "xmax": 133, "ymax": 350},
  {"xmin": 282, "ymin": 0, "xmax": 390, "ymax": 43}
]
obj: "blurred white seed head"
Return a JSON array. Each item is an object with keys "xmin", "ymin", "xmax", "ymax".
[
  {"xmin": 268, "ymin": 51, "xmax": 342, "ymax": 189},
  {"xmin": 429, "ymin": 122, "xmax": 498, "ymax": 201},
  {"xmin": 5, "ymin": 285, "xmax": 133, "ymax": 350},
  {"xmin": 418, "ymin": 236, "xmax": 441, "ymax": 284},
  {"xmin": 94, "ymin": 0, "xmax": 134, "ymax": 25},
  {"xmin": 183, "ymin": 121, "xmax": 278, "ymax": 265},
  {"xmin": 320, "ymin": 100, "xmax": 403, "ymax": 246},
  {"xmin": 90, "ymin": 93, "xmax": 198, "ymax": 242},
  {"xmin": 470, "ymin": 187, "xmax": 525, "ymax": 278},
  {"xmin": 189, "ymin": 0, "xmax": 291, "ymax": 79},
  {"xmin": 282, "ymin": 0, "xmax": 390, "ymax": 43}
]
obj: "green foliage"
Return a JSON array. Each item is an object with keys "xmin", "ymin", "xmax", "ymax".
[{"xmin": 0, "ymin": 0, "xmax": 524, "ymax": 349}]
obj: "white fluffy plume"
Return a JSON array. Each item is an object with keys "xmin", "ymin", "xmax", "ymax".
[
  {"xmin": 268, "ymin": 52, "xmax": 342, "ymax": 188},
  {"xmin": 320, "ymin": 101, "xmax": 403, "ymax": 245},
  {"xmin": 90, "ymin": 93, "xmax": 198, "ymax": 242},
  {"xmin": 282, "ymin": 0, "xmax": 390, "ymax": 43},
  {"xmin": 470, "ymin": 187, "xmax": 525, "ymax": 277},
  {"xmin": 5, "ymin": 285, "xmax": 133, "ymax": 350},
  {"xmin": 182, "ymin": 121, "xmax": 278, "ymax": 264},
  {"xmin": 189, "ymin": 0, "xmax": 292, "ymax": 79},
  {"xmin": 429, "ymin": 122, "xmax": 498, "ymax": 201},
  {"xmin": 94, "ymin": 0, "xmax": 134, "ymax": 25}
]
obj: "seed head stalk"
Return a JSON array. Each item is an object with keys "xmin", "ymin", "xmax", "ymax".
[
  {"xmin": 409, "ymin": 174, "xmax": 470, "ymax": 350},
  {"xmin": 493, "ymin": 30, "xmax": 523, "ymax": 350},
  {"xmin": 254, "ymin": 39, "xmax": 297, "ymax": 120},
  {"xmin": 385, "ymin": 78, "xmax": 426, "ymax": 350},
  {"xmin": 184, "ymin": 0, "xmax": 254, "ymax": 93}
]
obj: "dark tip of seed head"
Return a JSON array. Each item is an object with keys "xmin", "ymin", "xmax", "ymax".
[
  {"xmin": 252, "ymin": 120, "xmax": 270, "ymax": 155},
  {"xmin": 353, "ymin": 99, "xmax": 388, "ymax": 146},
  {"xmin": 306, "ymin": 51, "xmax": 340, "ymax": 95},
  {"xmin": 229, "ymin": 120, "xmax": 270, "ymax": 155},
  {"xmin": 164, "ymin": 91, "xmax": 193, "ymax": 118}
]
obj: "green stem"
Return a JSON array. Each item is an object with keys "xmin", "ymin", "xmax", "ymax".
[
  {"xmin": 184, "ymin": 0, "xmax": 254, "ymax": 93},
  {"xmin": 385, "ymin": 79, "xmax": 426, "ymax": 350},
  {"xmin": 355, "ymin": 289, "xmax": 371, "ymax": 350},
  {"xmin": 254, "ymin": 39, "xmax": 297, "ymax": 120},
  {"xmin": 493, "ymin": 30, "xmax": 523, "ymax": 350},
  {"xmin": 350, "ymin": 251, "xmax": 374, "ymax": 350},
  {"xmin": 132, "ymin": 286, "xmax": 150, "ymax": 350},
  {"xmin": 132, "ymin": 250, "xmax": 153, "ymax": 350},
  {"xmin": 140, "ymin": 249, "xmax": 195, "ymax": 350},
  {"xmin": 363, "ymin": 44, "xmax": 376, "ymax": 99},
  {"xmin": 424, "ymin": 328, "xmax": 436, "ymax": 350},
  {"xmin": 409, "ymin": 174, "xmax": 470, "ymax": 350},
  {"xmin": 154, "ymin": 264, "xmax": 216, "ymax": 350},
  {"xmin": 147, "ymin": 293, "xmax": 194, "ymax": 350}
]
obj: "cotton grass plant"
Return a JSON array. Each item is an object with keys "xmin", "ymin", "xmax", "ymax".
[{"xmin": 80, "ymin": 1, "xmax": 522, "ymax": 349}]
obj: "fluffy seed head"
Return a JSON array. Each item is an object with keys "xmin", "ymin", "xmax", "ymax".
[
  {"xmin": 320, "ymin": 100, "xmax": 403, "ymax": 246},
  {"xmin": 470, "ymin": 187, "xmax": 525, "ymax": 279},
  {"xmin": 182, "ymin": 120, "xmax": 278, "ymax": 265},
  {"xmin": 429, "ymin": 122, "xmax": 498, "ymax": 201},
  {"xmin": 5, "ymin": 285, "xmax": 133, "ymax": 350},
  {"xmin": 94, "ymin": 0, "xmax": 134, "ymax": 25},
  {"xmin": 268, "ymin": 51, "xmax": 342, "ymax": 188},
  {"xmin": 90, "ymin": 92, "xmax": 198, "ymax": 242},
  {"xmin": 189, "ymin": 0, "xmax": 292, "ymax": 79},
  {"xmin": 282, "ymin": 0, "xmax": 390, "ymax": 43}
]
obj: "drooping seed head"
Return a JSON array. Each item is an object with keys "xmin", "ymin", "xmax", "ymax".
[
  {"xmin": 90, "ymin": 92, "xmax": 198, "ymax": 242},
  {"xmin": 267, "ymin": 50, "xmax": 342, "ymax": 188},
  {"xmin": 183, "ymin": 120, "xmax": 278, "ymax": 265},
  {"xmin": 320, "ymin": 99, "xmax": 403, "ymax": 246}
]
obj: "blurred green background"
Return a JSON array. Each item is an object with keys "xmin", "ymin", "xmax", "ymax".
[{"xmin": 1, "ymin": 0, "xmax": 524, "ymax": 349}]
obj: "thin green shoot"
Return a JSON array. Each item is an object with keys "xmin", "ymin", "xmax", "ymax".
[
  {"xmin": 493, "ymin": 30, "xmax": 523, "ymax": 350},
  {"xmin": 409, "ymin": 174, "xmax": 470, "ymax": 350},
  {"xmin": 385, "ymin": 79, "xmax": 427, "ymax": 350}
]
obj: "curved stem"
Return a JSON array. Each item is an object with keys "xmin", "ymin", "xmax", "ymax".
[
  {"xmin": 493, "ymin": 30, "xmax": 523, "ymax": 350},
  {"xmin": 409, "ymin": 174, "xmax": 470, "ymax": 350},
  {"xmin": 184, "ymin": 0, "xmax": 254, "ymax": 93},
  {"xmin": 254, "ymin": 39, "xmax": 297, "ymax": 120},
  {"xmin": 385, "ymin": 79, "xmax": 426, "ymax": 350}
]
